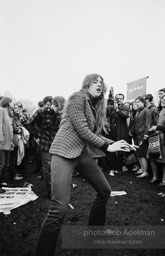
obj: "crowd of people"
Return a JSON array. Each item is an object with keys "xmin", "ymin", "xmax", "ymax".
[
  {"xmin": 0, "ymin": 74, "xmax": 165, "ymax": 255},
  {"xmin": 1, "ymin": 83, "xmax": 165, "ymax": 193},
  {"xmin": 0, "ymin": 95, "xmax": 65, "ymax": 195},
  {"xmin": 103, "ymin": 88, "xmax": 165, "ymax": 187}
]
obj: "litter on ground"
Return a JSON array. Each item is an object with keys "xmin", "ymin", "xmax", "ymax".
[{"xmin": 0, "ymin": 186, "xmax": 38, "ymax": 215}]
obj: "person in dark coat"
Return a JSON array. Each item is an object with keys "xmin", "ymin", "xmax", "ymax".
[
  {"xmin": 113, "ymin": 93, "xmax": 131, "ymax": 172},
  {"xmin": 130, "ymin": 96, "xmax": 152, "ymax": 178},
  {"xmin": 144, "ymin": 94, "xmax": 158, "ymax": 125},
  {"xmin": 148, "ymin": 94, "xmax": 165, "ymax": 186},
  {"xmin": 114, "ymin": 93, "xmax": 130, "ymax": 142},
  {"xmin": 28, "ymin": 96, "xmax": 61, "ymax": 197}
]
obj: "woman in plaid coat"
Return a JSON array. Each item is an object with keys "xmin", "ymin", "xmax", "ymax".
[{"xmin": 34, "ymin": 74, "xmax": 136, "ymax": 256}]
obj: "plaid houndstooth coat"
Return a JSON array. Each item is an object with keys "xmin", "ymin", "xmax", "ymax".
[{"xmin": 50, "ymin": 90, "xmax": 113, "ymax": 158}]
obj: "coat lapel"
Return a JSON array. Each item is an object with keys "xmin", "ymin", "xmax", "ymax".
[{"xmin": 86, "ymin": 94, "xmax": 97, "ymax": 131}]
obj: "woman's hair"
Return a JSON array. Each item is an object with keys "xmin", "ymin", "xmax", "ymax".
[
  {"xmin": 12, "ymin": 103, "xmax": 21, "ymax": 119},
  {"xmin": 0, "ymin": 97, "xmax": 13, "ymax": 117},
  {"xmin": 0, "ymin": 97, "xmax": 12, "ymax": 108},
  {"xmin": 135, "ymin": 96, "xmax": 146, "ymax": 107},
  {"xmin": 144, "ymin": 94, "xmax": 153, "ymax": 102},
  {"xmin": 53, "ymin": 96, "xmax": 66, "ymax": 108},
  {"xmin": 81, "ymin": 73, "xmax": 108, "ymax": 133},
  {"xmin": 53, "ymin": 96, "xmax": 66, "ymax": 115}
]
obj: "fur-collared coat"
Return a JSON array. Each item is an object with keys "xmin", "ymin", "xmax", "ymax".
[
  {"xmin": 0, "ymin": 107, "xmax": 13, "ymax": 150},
  {"xmin": 50, "ymin": 90, "xmax": 113, "ymax": 158}
]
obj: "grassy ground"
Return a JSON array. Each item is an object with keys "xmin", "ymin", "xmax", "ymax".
[{"xmin": 0, "ymin": 162, "xmax": 165, "ymax": 256}]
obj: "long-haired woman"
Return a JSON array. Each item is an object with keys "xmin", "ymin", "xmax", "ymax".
[
  {"xmin": 34, "ymin": 74, "xmax": 137, "ymax": 256},
  {"xmin": 9, "ymin": 103, "xmax": 23, "ymax": 181}
]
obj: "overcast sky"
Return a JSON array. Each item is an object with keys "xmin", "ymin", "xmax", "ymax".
[{"xmin": 0, "ymin": 0, "xmax": 165, "ymax": 104}]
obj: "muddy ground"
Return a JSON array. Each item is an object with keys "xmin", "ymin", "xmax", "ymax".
[{"xmin": 0, "ymin": 160, "xmax": 165, "ymax": 256}]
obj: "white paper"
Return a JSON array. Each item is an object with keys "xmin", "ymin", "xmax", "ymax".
[{"xmin": 0, "ymin": 186, "xmax": 38, "ymax": 215}]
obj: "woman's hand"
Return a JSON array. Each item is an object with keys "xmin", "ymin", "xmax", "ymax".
[
  {"xmin": 106, "ymin": 140, "xmax": 129, "ymax": 152},
  {"xmin": 149, "ymin": 126, "xmax": 157, "ymax": 132},
  {"xmin": 118, "ymin": 140, "xmax": 139, "ymax": 151},
  {"xmin": 107, "ymin": 140, "xmax": 139, "ymax": 153}
]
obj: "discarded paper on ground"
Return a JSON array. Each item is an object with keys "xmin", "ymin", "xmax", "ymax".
[{"xmin": 0, "ymin": 186, "xmax": 38, "ymax": 215}]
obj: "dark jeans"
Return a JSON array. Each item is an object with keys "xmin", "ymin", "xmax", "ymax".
[
  {"xmin": 40, "ymin": 151, "xmax": 51, "ymax": 195},
  {"xmin": 9, "ymin": 147, "xmax": 18, "ymax": 179},
  {"xmin": 34, "ymin": 148, "xmax": 111, "ymax": 256},
  {"xmin": 0, "ymin": 150, "xmax": 10, "ymax": 183},
  {"xmin": 35, "ymin": 148, "xmax": 42, "ymax": 173}
]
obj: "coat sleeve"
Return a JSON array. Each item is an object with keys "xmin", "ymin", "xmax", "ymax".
[
  {"xmin": 0, "ymin": 109, "xmax": 4, "ymax": 142},
  {"xmin": 129, "ymin": 119, "xmax": 135, "ymax": 137},
  {"xmin": 98, "ymin": 134, "xmax": 114, "ymax": 144},
  {"xmin": 156, "ymin": 125, "xmax": 165, "ymax": 132},
  {"xmin": 151, "ymin": 108, "xmax": 159, "ymax": 125},
  {"xmin": 3, "ymin": 108, "xmax": 13, "ymax": 141},
  {"xmin": 116, "ymin": 105, "xmax": 129, "ymax": 119},
  {"xmin": 67, "ymin": 93, "xmax": 108, "ymax": 148},
  {"xmin": 144, "ymin": 109, "xmax": 152, "ymax": 135},
  {"xmin": 27, "ymin": 109, "xmax": 42, "ymax": 138}
]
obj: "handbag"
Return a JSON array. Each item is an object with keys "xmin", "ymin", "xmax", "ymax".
[
  {"xmin": 148, "ymin": 132, "xmax": 161, "ymax": 158},
  {"xmin": 124, "ymin": 153, "xmax": 137, "ymax": 166}
]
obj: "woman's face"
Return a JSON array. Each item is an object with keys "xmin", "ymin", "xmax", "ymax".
[
  {"xmin": 132, "ymin": 102, "xmax": 138, "ymax": 110},
  {"xmin": 135, "ymin": 99, "xmax": 144, "ymax": 109},
  {"xmin": 88, "ymin": 76, "xmax": 103, "ymax": 98},
  {"xmin": 14, "ymin": 104, "xmax": 20, "ymax": 114},
  {"xmin": 52, "ymin": 101, "xmax": 64, "ymax": 114}
]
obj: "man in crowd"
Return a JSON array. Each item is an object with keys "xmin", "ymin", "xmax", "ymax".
[
  {"xmin": 113, "ymin": 93, "xmax": 130, "ymax": 172},
  {"xmin": 28, "ymin": 96, "xmax": 61, "ymax": 198},
  {"xmin": 157, "ymin": 88, "xmax": 165, "ymax": 111}
]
